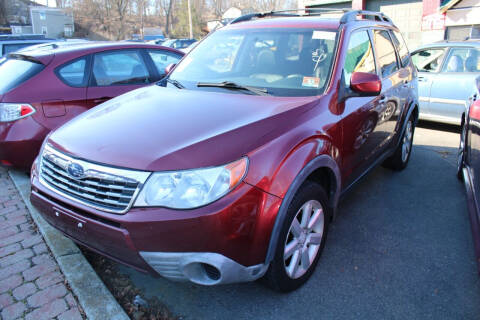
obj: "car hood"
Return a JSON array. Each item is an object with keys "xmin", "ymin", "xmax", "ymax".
[{"xmin": 48, "ymin": 85, "xmax": 319, "ymax": 171}]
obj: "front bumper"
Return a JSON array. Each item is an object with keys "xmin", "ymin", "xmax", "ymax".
[
  {"xmin": 30, "ymin": 171, "xmax": 282, "ymax": 284},
  {"xmin": 0, "ymin": 117, "xmax": 48, "ymax": 169}
]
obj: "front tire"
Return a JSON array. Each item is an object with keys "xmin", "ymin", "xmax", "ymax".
[
  {"xmin": 263, "ymin": 181, "xmax": 330, "ymax": 292},
  {"xmin": 383, "ymin": 116, "xmax": 415, "ymax": 171}
]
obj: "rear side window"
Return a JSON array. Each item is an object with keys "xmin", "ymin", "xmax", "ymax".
[
  {"xmin": 344, "ymin": 30, "xmax": 377, "ymax": 84},
  {"xmin": 372, "ymin": 30, "xmax": 400, "ymax": 78},
  {"xmin": 147, "ymin": 50, "xmax": 182, "ymax": 77},
  {"xmin": 390, "ymin": 30, "xmax": 410, "ymax": 67},
  {"xmin": 92, "ymin": 50, "xmax": 149, "ymax": 86},
  {"xmin": 442, "ymin": 47, "xmax": 480, "ymax": 73},
  {"xmin": 57, "ymin": 57, "xmax": 87, "ymax": 87},
  {"xmin": 0, "ymin": 58, "xmax": 44, "ymax": 94}
]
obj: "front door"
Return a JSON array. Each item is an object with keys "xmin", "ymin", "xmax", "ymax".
[
  {"xmin": 341, "ymin": 29, "xmax": 382, "ymax": 186},
  {"xmin": 410, "ymin": 47, "xmax": 448, "ymax": 119}
]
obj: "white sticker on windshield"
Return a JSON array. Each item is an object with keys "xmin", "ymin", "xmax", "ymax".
[{"xmin": 312, "ymin": 31, "xmax": 336, "ymax": 41}]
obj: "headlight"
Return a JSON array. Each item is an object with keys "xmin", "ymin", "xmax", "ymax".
[{"xmin": 134, "ymin": 157, "xmax": 248, "ymax": 209}]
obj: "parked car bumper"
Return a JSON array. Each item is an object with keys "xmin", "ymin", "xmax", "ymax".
[
  {"xmin": 0, "ymin": 117, "xmax": 48, "ymax": 169},
  {"xmin": 30, "ymin": 164, "xmax": 282, "ymax": 284}
]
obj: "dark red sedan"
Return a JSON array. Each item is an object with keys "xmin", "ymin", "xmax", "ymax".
[{"xmin": 0, "ymin": 42, "xmax": 183, "ymax": 169}]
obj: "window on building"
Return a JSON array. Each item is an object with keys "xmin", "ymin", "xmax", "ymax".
[
  {"xmin": 372, "ymin": 29, "xmax": 400, "ymax": 78},
  {"xmin": 93, "ymin": 50, "xmax": 150, "ymax": 86},
  {"xmin": 39, "ymin": 12, "xmax": 46, "ymax": 20},
  {"xmin": 442, "ymin": 47, "xmax": 480, "ymax": 73},
  {"xmin": 411, "ymin": 48, "xmax": 446, "ymax": 73},
  {"xmin": 446, "ymin": 25, "xmax": 480, "ymax": 41},
  {"xmin": 343, "ymin": 30, "xmax": 377, "ymax": 85},
  {"xmin": 57, "ymin": 58, "xmax": 87, "ymax": 87},
  {"xmin": 64, "ymin": 26, "xmax": 73, "ymax": 37},
  {"xmin": 41, "ymin": 26, "xmax": 47, "ymax": 35}
]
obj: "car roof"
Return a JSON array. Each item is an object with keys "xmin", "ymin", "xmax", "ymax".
[
  {"xmin": 0, "ymin": 39, "xmax": 53, "ymax": 45},
  {"xmin": 414, "ymin": 40, "xmax": 480, "ymax": 51},
  {"xmin": 11, "ymin": 41, "xmax": 182, "ymax": 64}
]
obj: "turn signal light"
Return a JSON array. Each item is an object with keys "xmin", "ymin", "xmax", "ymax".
[
  {"xmin": 469, "ymin": 99, "xmax": 480, "ymax": 121},
  {"xmin": 0, "ymin": 103, "xmax": 36, "ymax": 122}
]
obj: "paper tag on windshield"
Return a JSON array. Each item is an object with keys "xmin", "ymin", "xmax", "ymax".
[
  {"xmin": 312, "ymin": 31, "xmax": 336, "ymax": 41},
  {"xmin": 302, "ymin": 77, "xmax": 320, "ymax": 88}
]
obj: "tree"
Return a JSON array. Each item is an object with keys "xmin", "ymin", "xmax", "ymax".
[
  {"xmin": 159, "ymin": 0, "xmax": 174, "ymax": 37},
  {"xmin": 0, "ymin": 0, "xmax": 7, "ymax": 25}
]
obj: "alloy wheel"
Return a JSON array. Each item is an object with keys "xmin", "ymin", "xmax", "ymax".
[
  {"xmin": 402, "ymin": 120, "xmax": 413, "ymax": 163},
  {"xmin": 283, "ymin": 199, "xmax": 324, "ymax": 279}
]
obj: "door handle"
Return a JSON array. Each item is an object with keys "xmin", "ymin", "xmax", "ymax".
[{"xmin": 93, "ymin": 97, "xmax": 111, "ymax": 104}]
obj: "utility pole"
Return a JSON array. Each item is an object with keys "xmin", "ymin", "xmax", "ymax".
[{"xmin": 187, "ymin": 0, "xmax": 193, "ymax": 39}]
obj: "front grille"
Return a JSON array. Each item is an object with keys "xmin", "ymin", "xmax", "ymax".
[{"xmin": 39, "ymin": 145, "xmax": 150, "ymax": 214}]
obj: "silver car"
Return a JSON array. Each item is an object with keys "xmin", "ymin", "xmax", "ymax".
[{"xmin": 411, "ymin": 41, "xmax": 480, "ymax": 125}]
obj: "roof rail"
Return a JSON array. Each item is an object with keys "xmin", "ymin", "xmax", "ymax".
[{"xmin": 229, "ymin": 8, "xmax": 394, "ymax": 26}]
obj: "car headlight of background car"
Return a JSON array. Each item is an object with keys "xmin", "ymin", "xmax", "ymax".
[{"xmin": 134, "ymin": 157, "xmax": 248, "ymax": 209}]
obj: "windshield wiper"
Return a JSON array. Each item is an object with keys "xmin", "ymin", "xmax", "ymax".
[
  {"xmin": 166, "ymin": 78, "xmax": 185, "ymax": 89},
  {"xmin": 197, "ymin": 81, "xmax": 269, "ymax": 96}
]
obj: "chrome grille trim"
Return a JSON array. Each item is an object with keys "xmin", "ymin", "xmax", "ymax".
[{"xmin": 39, "ymin": 144, "xmax": 151, "ymax": 214}]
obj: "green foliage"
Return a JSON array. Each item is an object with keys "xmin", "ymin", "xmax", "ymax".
[{"xmin": 170, "ymin": 0, "xmax": 203, "ymax": 39}]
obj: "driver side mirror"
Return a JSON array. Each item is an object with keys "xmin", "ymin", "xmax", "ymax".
[
  {"xmin": 165, "ymin": 63, "xmax": 176, "ymax": 75},
  {"xmin": 350, "ymin": 72, "xmax": 382, "ymax": 96}
]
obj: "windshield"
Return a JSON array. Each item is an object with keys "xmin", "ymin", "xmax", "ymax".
[
  {"xmin": 168, "ymin": 28, "xmax": 338, "ymax": 96},
  {"xmin": 0, "ymin": 57, "xmax": 44, "ymax": 94}
]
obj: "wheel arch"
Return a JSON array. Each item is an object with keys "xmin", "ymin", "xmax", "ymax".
[{"xmin": 264, "ymin": 154, "xmax": 341, "ymax": 264}]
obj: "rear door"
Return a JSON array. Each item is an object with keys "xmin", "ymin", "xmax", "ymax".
[
  {"xmin": 86, "ymin": 49, "xmax": 152, "ymax": 108},
  {"xmin": 411, "ymin": 47, "xmax": 448, "ymax": 118},
  {"xmin": 143, "ymin": 49, "xmax": 183, "ymax": 81},
  {"xmin": 428, "ymin": 46, "xmax": 480, "ymax": 124}
]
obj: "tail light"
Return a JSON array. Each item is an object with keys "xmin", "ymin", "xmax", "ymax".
[
  {"xmin": 0, "ymin": 103, "xmax": 36, "ymax": 122},
  {"xmin": 469, "ymin": 99, "xmax": 480, "ymax": 121}
]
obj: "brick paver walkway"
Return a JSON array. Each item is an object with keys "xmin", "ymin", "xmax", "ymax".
[{"xmin": 0, "ymin": 167, "xmax": 84, "ymax": 320}]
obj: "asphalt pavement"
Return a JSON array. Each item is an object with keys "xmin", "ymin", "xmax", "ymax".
[{"xmin": 117, "ymin": 121, "xmax": 480, "ymax": 320}]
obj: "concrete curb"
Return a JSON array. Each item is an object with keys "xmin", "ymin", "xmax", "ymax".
[{"xmin": 8, "ymin": 170, "xmax": 130, "ymax": 320}]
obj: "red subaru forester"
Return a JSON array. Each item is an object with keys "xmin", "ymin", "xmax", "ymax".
[{"xmin": 30, "ymin": 9, "xmax": 418, "ymax": 292}]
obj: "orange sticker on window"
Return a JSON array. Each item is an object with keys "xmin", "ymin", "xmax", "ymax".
[{"xmin": 302, "ymin": 77, "xmax": 320, "ymax": 88}]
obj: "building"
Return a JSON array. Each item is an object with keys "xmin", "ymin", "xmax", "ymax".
[
  {"xmin": 29, "ymin": 7, "xmax": 74, "ymax": 38},
  {"xmin": 5, "ymin": 0, "xmax": 74, "ymax": 38},
  {"xmin": 299, "ymin": 0, "xmax": 480, "ymax": 50}
]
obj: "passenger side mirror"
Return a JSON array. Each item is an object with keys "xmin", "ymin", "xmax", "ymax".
[
  {"xmin": 165, "ymin": 63, "xmax": 176, "ymax": 75},
  {"xmin": 350, "ymin": 72, "xmax": 382, "ymax": 96}
]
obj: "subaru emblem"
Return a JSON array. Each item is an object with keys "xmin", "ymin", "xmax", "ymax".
[{"xmin": 67, "ymin": 162, "xmax": 84, "ymax": 179}]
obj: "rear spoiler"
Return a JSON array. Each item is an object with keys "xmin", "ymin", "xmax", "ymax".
[{"xmin": 7, "ymin": 53, "xmax": 53, "ymax": 66}]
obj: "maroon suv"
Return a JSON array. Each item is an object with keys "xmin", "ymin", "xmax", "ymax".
[
  {"xmin": 30, "ymin": 9, "xmax": 418, "ymax": 292},
  {"xmin": 0, "ymin": 42, "xmax": 183, "ymax": 169}
]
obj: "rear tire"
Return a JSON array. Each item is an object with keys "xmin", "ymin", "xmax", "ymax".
[
  {"xmin": 262, "ymin": 181, "xmax": 330, "ymax": 292},
  {"xmin": 383, "ymin": 116, "xmax": 415, "ymax": 171},
  {"xmin": 457, "ymin": 116, "xmax": 467, "ymax": 181}
]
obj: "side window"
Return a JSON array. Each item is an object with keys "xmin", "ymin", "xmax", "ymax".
[
  {"xmin": 411, "ymin": 48, "xmax": 446, "ymax": 73},
  {"xmin": 57, "ymin": 58, "xmax": 87, "ymax": 87},
  {"xmin": 372, "ymin": 29, "xmax": 400, "ymax": 78},
  {"xmin": 390, "ymin": 30, "xmax": 410, "ymax": 67},
  {"xmin": 344, "ymin": 30, "xmax": 377, "ymax": 85},
  {"xmin": 92, "ymin": 50, "xmax": 149, "ymax": 86},
  {"xmin": 147, "ymin": 50, "xmax": 182, "ymax": 76},
  {"xmin": 442, "ymin": 47, "xmax": 480, "ymax": 73}
]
